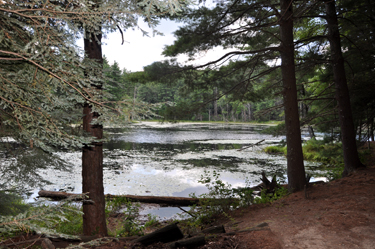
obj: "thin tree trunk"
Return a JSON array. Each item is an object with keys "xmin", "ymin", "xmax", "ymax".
[
  {"xmin": 325, "ymin": 0, "xmax": 364, "ymax": 176},
  {"xmin": 82, "ymin": 28, "xmax": 108, "ymax": 236},
  {"xmin": 214, "ymin": 87, "xmax": 218, "ymax": 121},
  {"xmin": 132, "ymin": 85, "xmax": 137, "ymax": 121},
  {"xmin": 358, "ymin": 114, "xmax": 362, "ymax": 142},
  {"xmin": 248, "ymin": 103, "xmax": 251, "ymax": 121},
  {"xmin": 371, "ymin": 118, "xmax": 374, "ymax": 141},
  {"xmin": 279, "ymin": 0, "xmax": 306, "ymax": 192}
]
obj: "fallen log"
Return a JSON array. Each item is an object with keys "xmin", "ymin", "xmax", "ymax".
[
  {"xmin": 201, "ymin": 225, "xmax": 226, "ymax": 234},
  {"xmin": 237, "ymin": 139, "xmax": 265, "ymax": 151},
  {"xmin": 106, "ymin": 194, "xmax": 201, "ymax": 206},
  {"xmin": 133, "ymin": 222, "xmax": 184, "ymax": 245},
  {"xmin": 38, "ymin": 190, "xmax": 239, "ymax": 206},
  {"xmin": 169, "ymin": 236, "xmax": 206, "ymax": 249},
  {"xmin": 225, "ymin": 222, "xmax": 270, "ymax": 235},
  {"xmin": 189, "ymin": 224, "xmax": 226, "ymax": 238},
  {"xmin": 38, "ymin": 190, "xmax": 200, "ymax": 206}
]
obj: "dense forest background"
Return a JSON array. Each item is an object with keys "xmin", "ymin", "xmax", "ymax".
[{"xmin": 103, "ymin": 57, "xmax": 284, "ymax": 123}]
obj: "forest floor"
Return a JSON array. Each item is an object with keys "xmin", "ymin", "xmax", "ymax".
[{"xmin": 3, "ymin": 144, "xmax": 375, "ymax": 249}]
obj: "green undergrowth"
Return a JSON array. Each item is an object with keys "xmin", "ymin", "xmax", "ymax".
[
  {"xmin": 0, "ymin": 198, "xmax": 83, "ymax": 240},
  {"xmin": 264, "ymin": 137, "xmax": 346, "ymax": 180},
  {"xmin": 181, "ymin": 171, "xmax": 287, "ymax": 230},
  {"xmin": 263, "ymin": 145, "xmax": 287, "ymax": 155},
  {"xmin": 253, "ymin": 185, "xmax": 289, "ymax": 204},
  {"xmin": 0, "ymin": 191, "xmax": 29, "ymax": 217},
  {"xmin": 263, "ymin": 137, "xmax": 346, "ymax": 166},
  {"xmin": 0, "ymin": 194, "xmax": 154, "ymax": 241},
  {"xmin": 105, "ymin": 196, "xmax": 145, "ymax": 237},
  {"xmin": 1, "ymin": 170, "xmax": 290, "ymax": 242}
]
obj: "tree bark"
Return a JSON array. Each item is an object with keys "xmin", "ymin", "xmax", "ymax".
[
  {"xmin": 169, "ymin": 236, "xmax": 206, "ymax": 248},
  {"xmin": 325, "ymin": 0, "xmax": 364, "ymax": 176},
  {"xmin": 132, "ymin": 85, "xmax": 137, "ymax": 121},
  {"xmin": 133, "ymin": 223, "xmax": 184, "ymax": 245},
  {"xmin": 248, "ymin": 103, "xmax": 251, "ymax": 121},
  {"xmin": 82, "ymin": 28, "xmax": 107, "ymax": 236},
  {"xmin": 279, "ymin": 0, "xmax": 306, "ymax": 192},
  {"xmin": 214, "ymin": 87, "xmax": 218, "ymax": 121}
]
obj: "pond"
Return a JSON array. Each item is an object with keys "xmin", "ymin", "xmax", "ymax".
[
  {"xmin": 33, "ymin": 122, "xmax": 323, "ymax": 199},
  {"xmin": 3, "ymin": 122, "xmax": 326, "ymax": 220},
  {"xmin": 33, "ymin": 122, "xmax": 284, "ymax": 198}
]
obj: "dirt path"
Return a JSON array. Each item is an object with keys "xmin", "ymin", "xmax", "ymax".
[{"xmin": 221, "ymin": 167, "xmax": 375, "ymax": 249}]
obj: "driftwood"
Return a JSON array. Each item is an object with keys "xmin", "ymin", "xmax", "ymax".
[
  {"xmin": 38, "ymin": 190, "xmax": 200, "ymax": 206},
  {"xmin": 246, "ymin": 172, "xmax": 279, "ymax": 194},
  {"xmin": 237, "ymin": 139, "xmax": 265, "ymax": 151},
  {"xmin": 38, "ymin": 190, "xmax": 240, "ymax": 206},
  {"xmin": 225, "ymin": 222, "xmax": 270, "ymax": 235},
  {"xmin": 169, "ymin": 236, "xmax": 206, "ymax": 249},
  {"xmin": 133, "ymin": 223, "xmax": 184, "ymax": 245},
  {"xmin": 201, "ymin": 225, "xmax": 226, "ymax": 234},
  {"xmin": 260, "ymin": 172, "xmax": 278, "ymax": 193},
  {"xmin": 106, "ymin": 194, "xmax": 200, "ymax": 206}
]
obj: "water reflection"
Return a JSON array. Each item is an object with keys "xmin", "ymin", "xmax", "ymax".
[{"xmin": 24, "ymin": 122, "xmax": 316, "ymax": 201}]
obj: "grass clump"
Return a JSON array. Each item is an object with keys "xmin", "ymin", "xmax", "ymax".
[
  {"xmin": 263, "ymin": 145, "xmax": 286, "ymax": 155},
  {"xmin": 302, "ymin": 138, "xmax": 343, "ymax": 166}
]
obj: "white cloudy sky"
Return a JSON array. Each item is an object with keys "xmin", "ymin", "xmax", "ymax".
[{"xmin": 101, "ymin": 19, "xmax": 231, "ymax": 72}]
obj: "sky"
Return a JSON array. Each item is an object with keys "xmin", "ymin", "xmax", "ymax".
[{"xmin": 101, "ymin": 19, "xmax": 231, "ymax": 72}]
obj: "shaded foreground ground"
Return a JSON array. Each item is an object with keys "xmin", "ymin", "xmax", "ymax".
[{"xmin": 4, "ymin": 151, "xmax": 375, "ymax": 248}]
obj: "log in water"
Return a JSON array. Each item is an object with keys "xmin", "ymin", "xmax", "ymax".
[{"xmin": 38, "ymin": 190, "xmax": 200, "ymax": 206}]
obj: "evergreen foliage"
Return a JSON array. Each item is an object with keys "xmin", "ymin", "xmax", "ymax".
[
  {"xmin": 0, "ymin": 0, "xmax": 189, "ymax": 151},
  {"xmin": 0, "ymin": 191, "xmax": 29, "ymax": 216},
  {"xmin": 0, "ymin": 0, "xmax": 190, "ymax": 237}
]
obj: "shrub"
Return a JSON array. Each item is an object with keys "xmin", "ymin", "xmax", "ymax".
[
  {"xmin": 188, "ymin": 171, "xmax": 253, "ymax": 226},
  {"xmin": 263, "ymin": 145, "xmax": 286, "ymax": 155}
]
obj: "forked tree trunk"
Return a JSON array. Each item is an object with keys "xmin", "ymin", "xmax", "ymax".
[
  {"xmin": 82, "ymin": 30, "xmax": 108, "ymax": 236},
  {"xmin": 325, "ymin": 0, "xmax": 364, "ymax": 176},
  {"xmin": 279, "ymin": 0, "xmax": 306, "ymax": 192}
]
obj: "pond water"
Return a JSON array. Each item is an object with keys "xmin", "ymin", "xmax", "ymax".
[
  {"xmin": 32, "ymin": 122, "xmax": 323, "ymax": 201},
  {"xmin": 3, "ymin": 121, "xmax": 326, "ymax": 220}
]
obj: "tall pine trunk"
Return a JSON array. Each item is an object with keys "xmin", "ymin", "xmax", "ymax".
[
  {"xmin": 82, "ymin": 30, "xmax": 108, "ymax": 236},
  {"xmin": 279, "ymin": 0, "xmax": 306, "ymax": 192},
  {"xmin": 325, "ymin": 0, "xmax": 364, "ymax": 176}
]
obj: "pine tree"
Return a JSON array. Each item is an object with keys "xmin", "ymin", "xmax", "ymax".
[
  {"xmin": 163, "ymin": 0, "xmax": 309, "ymax": 191},
  {"xmin": 1, "ymin": 0, "xmax": 188, "ymax": 236}
]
